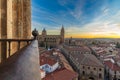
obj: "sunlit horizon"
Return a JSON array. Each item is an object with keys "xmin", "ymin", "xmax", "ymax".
[{"xmin": 32, "ymin": 0, "xmax": 120, "ymax": 38}]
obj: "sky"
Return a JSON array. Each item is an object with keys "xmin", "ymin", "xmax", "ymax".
[{"xmin": 32, "ymin": 0, "xmax": 120, "ymax": 38}]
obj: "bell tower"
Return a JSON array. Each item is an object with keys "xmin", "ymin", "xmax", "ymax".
[
  {"xmin": 42, "ymin": 28, "xmax": 47, "ymax": 36},
  {"xmin": 60, "ymin": 25, "xmax": 65, "ymax": 43}
]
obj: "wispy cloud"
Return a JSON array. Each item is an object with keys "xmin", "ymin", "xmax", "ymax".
[
  {"xmin": 57, "ymin": 0, "xmax": 70, "ymax": 6},
  {"xmin": 32, "ymin": 0, "xmax": 120, "ymax": 38}
]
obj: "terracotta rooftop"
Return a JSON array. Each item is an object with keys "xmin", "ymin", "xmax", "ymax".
[
  {"xmin": 40, "ymin": 48, "xmax": 78, "ymax": 80},
  {"xmin": 104, "ymin": 60, "xmax": 120, "ymax": 71},
  {"xmin": 58, "ymin": 51, "xmax": 73, "ymax": 71},
  {"xmin": 40, "ymin": 53, "xmax": 57, "ymax": 66},
  {"xmin": 43, "ymin": 68, "xmax": 78, "ymax": 80}
]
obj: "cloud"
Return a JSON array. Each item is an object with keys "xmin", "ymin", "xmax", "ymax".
[
  {"xmin": 32, "ymin": 21, "xmax": 62, "ymax": 35},
  {"xmin": 32, "ymin": 0, "xmax": 120, "ymax": 38},
  {"xmin": 64, "ymin": 8, "xmax": 120, "ymax": 37},
  {"xmin": 32, "ymin": 5, "xmax": 76, "ymax": 26},
  {"xmin": 69, "ymin": 0, "xmax": 85, "ymax": 20},
  {"xmin": 57, "ymin": 0, "xmax": 69, "ymax": 6},
  {"xmin": 80, "ymin": 17, "xmax": 120, "ymax": 36},
  {"xmin": 57, "ymin": 0, "xmax": 76, "ymax": 6},
  {"xmin": 57, "ymin": 0, "xmax": 84, "ymax": 20}
]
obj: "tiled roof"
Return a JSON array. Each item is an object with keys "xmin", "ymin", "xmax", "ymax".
[
  {"xmin": 64, "ymin": 45, "xmax": 91, "ymax": 52},
  {"xmin": 58, "ymin": 51, "xmax": 73, "ymax": 71},
  {"xmin": 40, "ymin": 52, "xmax": 57, "ymax": 66},
  {"xmin": 40, "ymin": 48, "xmax": 78, "ymax": 80},
  {"xmin": 39, "ymin": 47, "xmax": 46, "ymax": 51},
  {"xmin": 43, "ymin": 68, "xmax": 78, "ymax": 80},
  {"xmin": 71, "ymin": 53, "xmax": 104, "ymax": 67},
  {"xmin": 96, "ymin": 50, "xmax": 107, "ymax": 55},
  {"xmin": 104, "ymin": 60, "xmax": 120, "ymax": 71}
]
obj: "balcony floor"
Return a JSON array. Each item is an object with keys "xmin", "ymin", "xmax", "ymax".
[{"xmin": 0, "ymin": 40, "xmax": 40, "ymax": 80}]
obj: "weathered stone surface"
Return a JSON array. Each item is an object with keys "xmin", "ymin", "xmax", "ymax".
[
  {"xmin": 7, "ymin": 0, "xmax": 12, "ymax": 38},
  {"xmin": 23, "ymin": 0, "xmax": 31, "ymax": 39},
  {"xmin": 0, "ymin": 40, "xmax": 40, "ymax": 80},
  {"xmin": 0, "ymin": 0, "xmax": 1, "ymax": 62},
  {"xmin": 38, "ymin": 27, "xmax": 65, "ymax": 48},
  {"xmin": 0, "ymin": 0, "xmax": 31, "ymax": 61},
  {"xmin": 0, "ymin": 0, "xmax": 7, "ymax": 62}
]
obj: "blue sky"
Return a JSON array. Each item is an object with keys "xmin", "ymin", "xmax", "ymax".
[{"xmin": 32, "ymin": 0, "xmax": 120, "ymax": 38}]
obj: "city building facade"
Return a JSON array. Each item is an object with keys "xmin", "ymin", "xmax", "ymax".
[
  {"xmin": 37, "ymin": 26, "xmax": 65, "ymax": 48},
  {"xmin": 91, "ymin": 41, "xmax": 120, "ymax": 80},
  {"xmin": 60, "ymin": 44, "xmax": 104, "ymax": 80}
]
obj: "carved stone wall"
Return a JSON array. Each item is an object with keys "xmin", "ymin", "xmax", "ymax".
[
  {"xmin": 0, "ymin": 0, "xmax": 7, "ymax": 62},
  {"xmin": 23, "ymin": 0, "xmax": 31, "ymax": 39},
  {"xmin": 0, "ymin": 0, "xmax": 1, "ymax": 62},
  {"xmin": 12, "ymin": 0, "xmax": 21, "ymax": 54},
  {"xmin": 0, "ymin": 0, "xmax": 31, "ymax": 62}
]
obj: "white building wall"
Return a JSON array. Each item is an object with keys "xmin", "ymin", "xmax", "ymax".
[
  {"xmin": 40, "ymin": 71, "xmax": 46, "ymax": 79},
  {"xmin": 40, "ymin": 62, "xmax": 59, "ymax": 73},
  {"xmin": 51, "ymin": 62, "xmax": 59, "ymax": 72}
]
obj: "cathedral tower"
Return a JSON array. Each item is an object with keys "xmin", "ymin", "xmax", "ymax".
[
  {"xmin": 42, "ymin": 28, "xmax": 47, "ymax": 36},
  {"xmin": 60, "ymin": 25, "xmax": 65, "ymax": 43}
]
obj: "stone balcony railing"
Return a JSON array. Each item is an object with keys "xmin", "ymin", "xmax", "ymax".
[
  {"xmin": 0, "ymin": 40, "xmax": 41, "ymax": 80},
  {"xmin": 0, "ymin": 39, "xmax": 34, "ymax": 62}
]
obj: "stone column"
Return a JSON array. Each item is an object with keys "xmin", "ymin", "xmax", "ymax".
[
  {"xmin": 1, "ymin": 0, "xmax": 7, "ymax": 62},
  {"xmin": 23, "ymin": 0, "xmax": 31, "ymax": 39},
  {"xmin": 0, "ymin": 0, "xmax": 1, "ymax": 36},
  {"xmin": 7, "ymin": 0, "xmax": 12, "ymax": 39},
  {"xmin": 12, "ymin": 0, "xmax": 19, "ymax": 54},
  {"xmin": 6, "ymin": 0, "xmax": 13, "ymax": 57},
  {"xmin": 0, "ymin": 0, "xmax": 1, "ymax": 62},
  {"xmin": 17, "ymin": 0, "xmax": 23, "ymax": 39},
  {"xmin": 12, "ymin": 0, "xmax": 18, "ymax": 39}
]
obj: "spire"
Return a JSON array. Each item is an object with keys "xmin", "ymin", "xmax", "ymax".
[
  {"xmin": 62, "ymin": 25, "xmax": 64, "ymax": 30},
  {"xmin": 60, "ymin": 25, "xmax": 65, "ymax": 43},
  {"xmin": 42, "ymin": 28, "xmax": 46, "ymax": 32},
  {"xmin": 61, "ymin": 25, "xmax": 64, "ymax": 32},
  {"xmin": 42, "ymin": 28, "xmax": 47, "ymax": 36},
  {"xmin": 60, "ymin": 24, "xmax": 65, "ymax": 36},
  {"xmin": 62, "ymin": 24, "xmax": 64, "ymax": 28}
]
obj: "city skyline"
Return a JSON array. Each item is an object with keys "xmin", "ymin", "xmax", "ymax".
[{"xmin": 32, "ymin": 0, "xmax": 120, "ymax": 38}]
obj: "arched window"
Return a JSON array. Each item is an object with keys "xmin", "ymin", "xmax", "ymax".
[
  {"xmin": 83, "ymin": 66, "xmax": 85, "ymax": 69},
  {"xmin": 82, "ymin": 71, "xmax": 85, "ymax": 75},
  {"xmin": 99, "ymin": 73, "xmax": 102, "ymax": 78},
  {"xmin": 99, "ymin": 68, "xmax": 102, "ymax": 71}
]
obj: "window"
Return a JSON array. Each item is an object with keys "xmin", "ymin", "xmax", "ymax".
[
  {"xmin": 88, "ymin": 67, "xmax": 90, "ymax": 69},
  {"xmin": 82, "ymin": 71, "xmax": 85, "ymax": 75},
  {"xmin": 42, "ymin": 67, "xmax": 44, "ymax": 69},
  {"xmin": 99, "ymin": 68, "xmax": 102, "ymax": 71},
  {"xmin": 90, "ymin": 71, "xmax": 93, "ymax": 75},
  {"xmin": 114, "ymin": 71, "xmax": 116, "ymax": 74},
  {"xmin": 45, "ymin": 64, "xmax": 49, "ymax": 68},
  {"xmin": 83, "ymin": 66, "xmax": 85, "ymax": 69},
  {"xmin": 94, "ymin": 68, "xmax": 96, "ymax": 70},
  {"xmin": 99, "ymin": 73, "xmax": 102, "ymax": 78}
]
